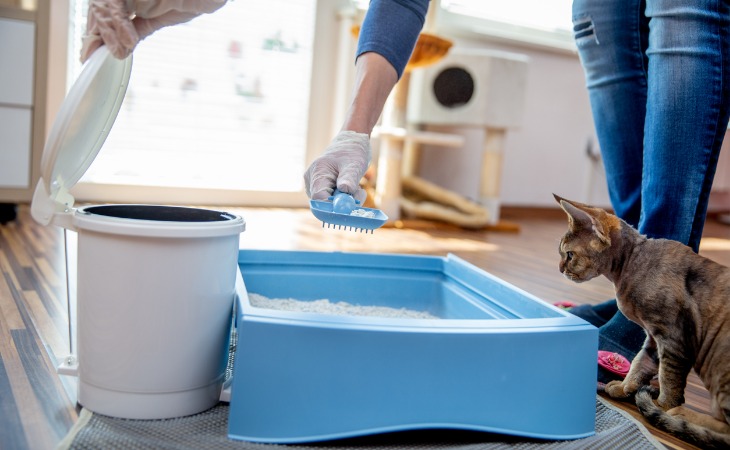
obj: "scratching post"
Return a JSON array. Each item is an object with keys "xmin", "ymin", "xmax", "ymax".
[
  {"xmin": 480, "ymin": 128, "xmax": 505, "ymax": 223},
  {"xmin": 374, "ymin": 72, "xmax": 411, "ymax": 220}
]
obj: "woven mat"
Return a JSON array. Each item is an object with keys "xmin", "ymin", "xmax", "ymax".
[
  {"xmin": 57, "ymin": 396, "xmax": 663, "ymax": 450},
  {"xmin": 57, "ymin": 331, "xmax": 663, "ymax": 449}
]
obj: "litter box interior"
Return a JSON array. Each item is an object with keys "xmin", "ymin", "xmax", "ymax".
[{"xmin": 236, "ymin": 250, "xmax": 571, "ymax": 322}]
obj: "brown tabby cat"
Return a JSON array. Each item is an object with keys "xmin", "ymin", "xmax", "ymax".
[{"xmin": 554, "ymin": 194, "xmax": 730, "ymax": 449}]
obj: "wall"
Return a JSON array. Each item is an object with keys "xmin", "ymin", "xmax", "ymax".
[{"xmin": 708, "ymin": 139, "xmax": 730, "ymax": 212}]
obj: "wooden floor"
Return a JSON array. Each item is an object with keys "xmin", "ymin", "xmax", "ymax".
[{"xmin": 2, "ymin": 203, "xmax": 728, "ymax": 449}]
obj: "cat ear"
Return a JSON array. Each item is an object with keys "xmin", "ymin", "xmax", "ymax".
[
  {"xmin": 557, "ymin": 198, "xmax": 593, "ymax": 230},
  {"xmin": 555, "ymin": 195, "xmax": 611, "ymax": 245}
]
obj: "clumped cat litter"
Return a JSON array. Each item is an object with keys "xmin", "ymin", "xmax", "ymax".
[
  {"xmin": 350, "ymin": 209, "xmax": 376, "ymax": 218},
  {"xmin": 248, "ymin": 293, "xmax": 440, "ymax": 319}
]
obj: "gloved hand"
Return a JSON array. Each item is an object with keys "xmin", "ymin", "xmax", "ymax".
[
  {"xmin": 304, "ymin": 131, "xmax": 371, "ymax": 203},
  {"xmin": 81, "ymin": 0, "xmax": 227, "ymax": 62}
]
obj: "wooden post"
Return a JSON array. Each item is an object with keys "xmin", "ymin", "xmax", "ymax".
[
  {"xmin": 375, "ymin": 72, "xmax": 411, "ymax": 221},
  {"xmin": 480, "ymin": 127, "xmax": 505, "ymax": 223}
]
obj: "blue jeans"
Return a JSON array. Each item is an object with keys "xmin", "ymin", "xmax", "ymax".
[{"xmin": 573, "ymin": 0, "xmax": 730, "ymax": 252}]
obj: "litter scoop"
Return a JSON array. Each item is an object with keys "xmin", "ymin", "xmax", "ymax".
[{"xmin": 310, "ymin": 189, "xmax": 388, "ymax": 233}]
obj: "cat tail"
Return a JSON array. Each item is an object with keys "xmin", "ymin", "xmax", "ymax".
[{"xmin": 635, "ymin": 387, "xmax": 730, "ymax": 450}]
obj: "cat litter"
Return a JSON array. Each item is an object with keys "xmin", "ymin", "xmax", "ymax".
[
  {"xmin": 248, "ymin": 293, "xmax": 440, "ymax": 319},
  {"xmin": 350, "ymin": 209, "xmax": 377, "ymax": 218}
]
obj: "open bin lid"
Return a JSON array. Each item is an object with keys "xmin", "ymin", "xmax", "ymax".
[{"xmin": 31, "ymin": 45, "xmax": 132, "ymax": 226}]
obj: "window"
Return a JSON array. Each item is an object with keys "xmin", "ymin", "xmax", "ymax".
[
  {"xmin": 443, "ymin": 0, "xmax": 572, "ymax": 33},
  {"xmin": 437, "ymin": 0, "xmax": 575, "ymax": 52},
  {"xmin": 67, "ymin": 0, "xmax": 334, "ymax": 206},
  {"xmin": 350, "ymin": 0, "xmax": 575, "ymax": 52}
]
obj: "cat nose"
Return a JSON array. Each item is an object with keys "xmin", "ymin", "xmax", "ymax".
[{"xmin": 559, "ymin": 261, "xmax": 565, "ymax": 273}]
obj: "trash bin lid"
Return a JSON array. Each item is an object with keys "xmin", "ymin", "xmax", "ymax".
[{"xmin": 31, "ymin": 45, "xmax": 132, "ymax": 225}]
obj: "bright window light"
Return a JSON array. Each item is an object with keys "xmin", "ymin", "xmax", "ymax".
[
  {"xmin": 69, "ymin": 0, "xmax": 316, "ymax": 193},
  {"xmin": 442, "ymin": 0, "xmax": 573, "ymax": 34}
]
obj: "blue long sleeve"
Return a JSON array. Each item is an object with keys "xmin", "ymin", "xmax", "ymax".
[{"xmin": 356, "ymin": 0, "xmax": 430, "ymax": 79}]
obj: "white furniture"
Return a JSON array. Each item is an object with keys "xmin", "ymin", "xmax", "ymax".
[
  {"xmin": 0, "ymin": 16, "xmax": 34, "ymax": 189},
  {"xmin": 406, "ymin": 48, "xmax": 529, "ymax": 223},
  {"xmin": 0, "ymin": 3, "xmax": 51, "ymax": 204}
]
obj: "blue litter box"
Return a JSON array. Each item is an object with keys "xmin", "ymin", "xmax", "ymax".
[{"xmin": 228, "ymin": 250, "xmax": 597, "ymax": 443}]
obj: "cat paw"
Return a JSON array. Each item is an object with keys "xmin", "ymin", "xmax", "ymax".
[
  {"xmin": 604, "ymin": 380, "xmax": 634, "ymax": 399},
  {"xmin": 667, "ymin": 405, "xmax": 691, "ymax": 419},
  {"xmin": 657, "ymin": 394, "xmax": 683, "ymax": 411}
]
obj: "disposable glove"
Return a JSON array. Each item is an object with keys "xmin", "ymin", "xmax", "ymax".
[
  {"xmin": 81, "ymin": 0, "xmax": 227, "ymax": 62},
  {"xmin": 304, "ymin": 131, "xmax": 371, "ymax": 203}
]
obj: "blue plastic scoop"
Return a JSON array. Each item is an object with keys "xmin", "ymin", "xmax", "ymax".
[{"xmin": 309, "ymin": 189, "xmax": 388, "ymax": 233}]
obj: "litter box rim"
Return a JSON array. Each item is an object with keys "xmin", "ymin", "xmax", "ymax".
[{"xmin": 236, "ymin": 250, "xmax": 594, "ymax": 332}]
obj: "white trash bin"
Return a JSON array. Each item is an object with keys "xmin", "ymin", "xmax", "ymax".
[{"xmin": 30, "ymin": 47, "xmax": 245, "ymax": 419}]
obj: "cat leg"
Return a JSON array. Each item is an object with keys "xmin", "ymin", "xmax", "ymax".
[
  {"xmin": 605, "ymin": 340, "xmax": 658, "ymax": 398},
  {"xmin": 655, "ymin": 347, "xmax": 691, "ymax": 410},
  {"xmin": 666, "ymin": 405, "xmax": 730, "ymax": 434},
  {"xmin": 711, "ymin": 392, "xmax": 730, "ymax": 429}
]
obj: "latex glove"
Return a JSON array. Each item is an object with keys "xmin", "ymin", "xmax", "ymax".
[
  {"xmin": 304, "ymin": 131, "xmax": 371, "ymax": 203},
  {"xmin": 81, "ymin": 0, "xmax": 227, "ymax": 62}
]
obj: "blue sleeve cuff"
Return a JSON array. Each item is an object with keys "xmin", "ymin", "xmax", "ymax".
[{"xmin": 356, "ymin": 0, "xmax": 429, "ymax": 79}]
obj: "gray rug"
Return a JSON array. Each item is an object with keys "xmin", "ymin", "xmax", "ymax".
[{"xmin": 57, "ymin": 396, "xmax": 663, "ymax": 450}]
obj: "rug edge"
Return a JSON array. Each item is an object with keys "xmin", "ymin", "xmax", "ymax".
[
  {"xmin": 56, "ymin": 408, "xmax": 92, "ymax": 450},
  {"xmin": 596, "ymin": 395, "xmax": 664, "ymax": 449}
]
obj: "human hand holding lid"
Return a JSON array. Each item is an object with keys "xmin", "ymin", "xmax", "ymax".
[{"xmin": 81, "ymin": 0, "xmax": 227, "ymax": 62}]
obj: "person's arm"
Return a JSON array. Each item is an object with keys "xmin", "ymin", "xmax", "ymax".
[
  {"xmin": 340, "ymin": 52, "xmax": 398, "ymax": 135},
  {"xmin": 344, "ymin": 0, "xmax": 428, "ymax": 135},
  {"xmin": 303, "ymin": 0, "xmax": 428, "ymax": 201}
]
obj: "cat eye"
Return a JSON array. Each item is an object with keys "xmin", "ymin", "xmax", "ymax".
[{"xmin": 566, "ymin": 251, "xmax": 574, "ymax": 261}]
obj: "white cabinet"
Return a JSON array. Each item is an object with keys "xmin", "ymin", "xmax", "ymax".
[
  {"xmin": 0, "ymin": 106, "xmax": 32, "ymax": 187},
  {"xmin": 0, "ymin": 17, "xmax": 34, "ymax": 105},
  {"xmin": 0, "ymin": 16, "xmax": 35, "ymax": 189}
]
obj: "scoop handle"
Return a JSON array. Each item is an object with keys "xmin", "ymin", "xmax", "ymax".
[{"xmin": 331, "ymin": 189, "xmax": 360, "ymax": 214}]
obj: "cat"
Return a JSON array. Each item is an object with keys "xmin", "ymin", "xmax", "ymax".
[{"xmin": 554, "ymin": 194, "xmax": 730, "ymax": 450}]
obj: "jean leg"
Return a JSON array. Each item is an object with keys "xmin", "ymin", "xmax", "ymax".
[
  {"xmin": 573, "ymin": 0, "xmax": 648, "ymax": 228},
  {"xmin": 573, "ymin": 0, "xmax": 655, "ymax": 383},
  {"xmin": 572, "ymin": 0, "xmax": 730, "ymax": 384},
  {"xmin": 641, "ymin": 0, "xmax": 730, "ymax": 251}
]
